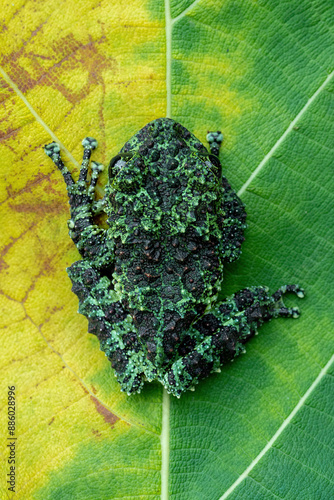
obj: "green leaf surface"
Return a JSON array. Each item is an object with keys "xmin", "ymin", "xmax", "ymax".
[{"xmin": 0, "ymin": 0, "xmax": 333, "ymax": 499}]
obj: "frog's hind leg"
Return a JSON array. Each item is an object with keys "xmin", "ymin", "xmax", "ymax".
[
  {"xmin": 67, "ymin": 260, "xmax": 155, "ymax": 395},
  {"xmin": 162, "ymin": 284, "xmax": 304, "ymax": 397},
  {"xmin": 44, "ymin": 139, "xmax": 112, "ymax": 269}
]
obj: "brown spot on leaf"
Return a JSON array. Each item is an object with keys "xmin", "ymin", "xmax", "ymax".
[
  {"xmin": 6, "ymin": 172, "xmax": 53, "ymax": 200},
  {"xmin": 92, "ymin": 428, "xmax": 102, "ymax": 438},
  {"xmin": 0, "ymin": 226, "xmax": 32, "ymax": 272},
  {"xmin": 80, "ymin": 384, "xmax": 89, "ymax": 395},
  {"xmin": 90, "ymin": 396, "xmax": 119, "ymax": 428},
  {"xmin": 48, "ymin": 417, "xmax": 55, "ymax": 425},
  {"xmin": 2, "ymin": 32, "xmax": 116, "ymax": 104},
  {"xmin": 9, "ymin": 199, "xmax": 65, "ymax": 217},
  {"xmin": 5, "ymin": 172, "xmax": 68, "ymax": 219},
  {"xmin": 0, "ymin": 125, "xmax": 20, "ymax": 141}
]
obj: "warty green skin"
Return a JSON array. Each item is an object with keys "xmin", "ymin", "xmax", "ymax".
[{"xmin": 44, "ymin": 118, "xmax": 304, "ymax": 398}]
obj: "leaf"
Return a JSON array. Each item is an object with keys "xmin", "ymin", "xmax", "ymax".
[{"xmin": 0, "ymin": 0, "xmax": 333, "ymax": 499}]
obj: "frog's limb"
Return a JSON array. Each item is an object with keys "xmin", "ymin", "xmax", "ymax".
[
  {"xmin": 67, "ymin": 260, "xmax": 157, "ymax": 394},
  {"xmin": 206, "ymin": 131, "xmax": 247, "ymax": 263},
  {"xmin": 44, "ymin": 139, "xmax": 113, "ymax": 269},
  {"xmin": 162, "ymin": 284, "xmax": 304, "ymax": 397},
  {"xmin": 219, "ymin": 175, "xmax": 247, "ymax": 263}
]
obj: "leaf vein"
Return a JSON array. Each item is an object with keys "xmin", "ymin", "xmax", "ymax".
[
  {"xmin": 219, "ymin": 354, "xmax": 334, "ymax": 499},
  {"xmin": 0, "ymin": 66, "xmax": 80, "ymax": 168},
  {"xmin": 238, "ymin": 71, "xmax": 334, "ymax": 197}
]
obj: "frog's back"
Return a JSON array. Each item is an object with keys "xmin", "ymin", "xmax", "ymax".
[{"xmin": 107, "ymin": 119, "xmax": 224, "ymax": 365}]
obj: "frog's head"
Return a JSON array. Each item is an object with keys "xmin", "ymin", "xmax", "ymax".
[
  {"xmin": 120, "ymin": 118, "xmax": 210, "ymax": 157},
  {"xmin": 107, "ymin": 118, "xmax": 221, "ymax": 191}
]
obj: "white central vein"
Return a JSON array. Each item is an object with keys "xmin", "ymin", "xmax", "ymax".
[
  {"xmin": 165, "ymin": 0, "xmax": 172, "ymax": 119},
  {"xmin": 161, "ymin": 387, "xmax": 171, "ymax": 500},
  {"xmin": 161, "ymin": 1, "xmax": 172, "ymax": 497},
  {"xmin": 162, "ymin": 2, "xmax": 203, "ymax": 496},
  {"xmin": 219, "ymin": 354, "xmax": 334, "ymax": 499}
]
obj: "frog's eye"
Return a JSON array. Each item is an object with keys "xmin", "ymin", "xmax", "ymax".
[{"xmin": 108, "ymin": 153, "xmax": 133, "ymax": 179}]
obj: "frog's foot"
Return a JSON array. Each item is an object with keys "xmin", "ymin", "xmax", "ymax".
[
  {"xmin": 161, "ymin": 284, "xmax": 304, "ymax": 397},
  {"xmin": 270, "ymin": 284, "xmax": 305, "ymax": 319},
  {"xmin": 44, "ymin": 137, "xmax": 99, "ymax": 188},
  {"xmin": 67, "ymin": 259, "xmax": 153, "ymax": 395},
  {"xmin": 46, "ymin": 139, "xmax": 105, "ymax": 215},
  {"xmin": 44, "ymin": 138, "xmax": 104, "ymax": 219},
  {"xmin": 45, "ymin": 139, "xmax": 112, "ymax": 267}
]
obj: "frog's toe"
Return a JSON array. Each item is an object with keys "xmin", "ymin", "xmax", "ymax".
[
  {"xmin": 44, "ymin": 142, "xmax": 60, "ymax": 156},
  {"xmin": 292, "ymin": 307, "xmax": 300, "ymax": 319},
  {"xmin": 269, "ymin": 284, "xmax": 304, "ymax": 320},
  {"xmin": 119, "ymin": 373, "xmax": 144, "ymax": 395},
  {"xmin": 272, "ymin": 284, "xmax": 305, "ymax": 300},
  {"xmin": 82, "ymin": 137, "xmax": 98, "ymax": 150}
]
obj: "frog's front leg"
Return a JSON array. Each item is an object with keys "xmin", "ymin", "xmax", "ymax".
[
  {"xmin": 207, "ymin": 131, "xmax": 247, "ymax": 263},
  {"xmin": 162, "ymin": 285, "xmax": 304, "ymax": 397},
  {"xmin": 44, "ymin": 139, "xmax": 113, "ymax": 269},
  {"xmin": 68, "ymin": 260, "xmax": 157, "ymax": 394}
]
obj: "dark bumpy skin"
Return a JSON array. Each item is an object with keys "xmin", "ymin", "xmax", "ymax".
[{"xmin": 45, "ymin": 118, "xmax": 304, "ymax": 397}]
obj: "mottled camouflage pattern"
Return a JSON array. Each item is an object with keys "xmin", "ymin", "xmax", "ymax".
[{"xmin": 45, "ymin": 118, "xmax": 304, "ymax": 397}]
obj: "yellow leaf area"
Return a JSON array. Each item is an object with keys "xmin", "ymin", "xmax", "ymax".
[{"xmin": 0, "ymin": 0, "xmax": 168, "ymax": 498}]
